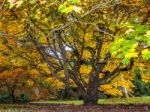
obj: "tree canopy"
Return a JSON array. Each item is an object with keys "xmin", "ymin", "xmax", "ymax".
[{"xmin": 0, "ymin": 0, "xmax": 150, "ymax": 104}]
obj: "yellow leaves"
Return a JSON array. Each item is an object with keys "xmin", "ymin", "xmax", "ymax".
[
  {"xmin": 122, "ymin": 0, "xmax": 143, "ymax": 6},
  {"xmin": 141, "ymin": 70, "xmax": 150, "ymax": 83},
  {"xmin": 72, "ymin": 6, "xmax": 82, "ymax": 14},
  {"xmin": 84, "ymin": 32, "xmax": 93, "ymax": 38},
  {"xmin": 100, "ymin": 84, "xmax": 112, "ymax": 90},
  {"xmin": 58, "ymin": 0, "xmax": 82, "ymax": 14},
  {"xmin": 45, "ymin": 77, "xmax": 53, "ymax": 82},
  {"xmin": 0, "ymin": 54, "xmax": 6, "ymax": 63},
  {"xmin": 69, "ymin": 79, "xmax": 75, "ymax": 86},
  {"xmin": 39, "ymin": 63, "xmax": 51, "ymax": 74},
  {"xmin": 103, "ymin": 59, "xmax": 120, "ymax": 72},
  {"xmin": 30, "ymin": 69, "xmax": 40, "ymax": 77},
  {"xmin": 124, "ymin": 44, "xmax": 139, "ymax": 59},
  {"xmin": 83, "ymin": 32, "xmax": 96, "ymax": 48},
  {"xmin": 125, "ymin": 29, "xmax": 135, "ymax": 34},
  {"xmin": 125, "ymin": 52, "xmax": 138, "ymax": 58},
  {"xmin": 100, "ymin": 72, "xmax": 135, "ymax": 96},
  {"xmin": 100, "ymin": 84, "xmax": 123, "ymax": 96},
  {"xmin": 80, "ymin": 65, "xmax": 92, "ymax": 75},
  {"xmin": 26, "ymin": 79, "xmax": 34, "ymax": 87},
  {"xmin": 141, "ymin": 74, "xmax": 150, "ymax": 83},
  {"xmin": 37, "ymin": 0, "xmax": 47, "ymax": 5},
  {"xmin": 111, "ymin": 51, "xmax": 117, "ymax": 57},
  {"xmin": 45, "ymin": 77, "xmax": 65, "ymax": 89},
  {"xmin": 82, "ymin": 50, "xmax": 91, "ymax": 59},
  {"xmin": 57, "ymin": 70, "xmax": 65, "ymax": 78},
  {"xmin": 0, "ymin": 43, "xmax": 7, "ymax": 51},
  {"xmin": 55, "ymin": 80, "xmax": 65, "ymax": 89},
  {"xmin": 145, "ymin": 30, "xmax": 150, "ymax": 36},
  {"xmin": 123, "ymin": 22, "xmax": 135, "ymax": 29},
  {"xmin": 61, "ymin": 6, "xmax": 74, "ymax": 14},
  {"xmin": 142, "ymin": 49, "xmax": 149, "ymax": 55},
  {"xmin": 0, "ymin": 21, "xmax": 3, "ymax": 28},
  {"xmin": 142, "ymin": 49, "xmax": 150, "ymax": 60},
  {"xmin": 99, "ymin": 73, "xmax": 105, "ymax": 79}
]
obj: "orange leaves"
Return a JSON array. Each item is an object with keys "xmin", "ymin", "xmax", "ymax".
[
  {"xmin": 0, "ymin": 68, "xmax": 26, "ymax": 86},
  {"xmin": 0, "ymin": 68, "xmax": 24, "ymax": 78}
]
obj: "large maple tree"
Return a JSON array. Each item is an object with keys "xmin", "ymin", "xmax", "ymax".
[{"xmin": 0, "ymin": 0, "xmax": 150, "ymax": 104}]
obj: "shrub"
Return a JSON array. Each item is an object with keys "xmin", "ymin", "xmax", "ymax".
[
  {"xmin": 18, "ymin": 93, "xmax": 31, "ymax": 103},
  {"xmin": 133, "ymin": 68, "xmax": 150, "ymax": 96}
]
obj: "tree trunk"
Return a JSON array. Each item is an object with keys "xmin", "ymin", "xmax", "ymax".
[
  {"xmin": 10, "ymin": 92, "xmax": 16, "ymax": 103},
  {"xmin": 83, "ymin": 92, "xmax": 99, "ymax": 105},
  {"xmin": 121, "ymin": 74, "xmax": 129, "ymax": 98},
  {"xmin": 83, "ymin": 75, "xmax": 99, "ymax": 105}
]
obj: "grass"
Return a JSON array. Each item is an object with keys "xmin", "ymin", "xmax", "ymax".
[
  {"xmin": 0, "ymin": 109, "xmax": 25, "ymax": 112},
  {"xmin": 32, "ymin": 96, "xmax": 150, "ymax": 105},
  {"xmin": 0, "ymin": 97, "xmax": 149, "ymax": 112},
  {"xmin": 0, "ymin": 96, "xmax": 149, "ymax": 112},
  {"xmin": 99, "ymin": 96, "xmax": 150, "ymax": 104}
]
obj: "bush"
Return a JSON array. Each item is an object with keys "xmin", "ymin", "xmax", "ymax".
[
  {"xmin": 0, "ymin": 92, "xmax": 31, "ymax": 103},
  {"xmin": 0, "ymin": 93, "xmax": 13, "ymax": 103},
  {"xmin": 133, "ymin": 68, "xmax": 150, "ymax": 96},
  {"xmin": 56, "ymin": 87, "xmax": 81, "ymax": 100},
  {"xmin": 18, "ymin": 93, "xmax": 31, "ymax": 103}
]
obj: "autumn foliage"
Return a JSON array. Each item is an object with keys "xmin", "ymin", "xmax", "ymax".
[{"xmin": 0, "ymin": 0, "xmax": 150, "ymax": 104}]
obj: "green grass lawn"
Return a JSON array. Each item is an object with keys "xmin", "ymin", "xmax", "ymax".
[{"xmin": 32, "ymin": 96, "xmax": 150, "ymax": 105}]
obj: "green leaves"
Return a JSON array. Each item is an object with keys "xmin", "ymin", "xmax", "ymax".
[
  {"xmin": 60, "ymin": 6, "xmax": 73, "ymax": 14},
  {"xmin": 71, "ymin": 0, "xmax": 81, "ymax": 4},
  {"xmin": 110, "ymin": 39, "xmax": 138, "ymax": 64},
  {"xmin": 110, "ymin": 22, "xmax": 150, "ymax": 64},
  {"xmin": 58, "ymin": 0, "xmax": 82, "ymax": 14}
]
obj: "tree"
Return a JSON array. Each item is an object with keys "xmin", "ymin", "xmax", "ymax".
[
  {"xmin": 0, "ymin": 0, "xmax": 150, "ymax": 104},
  {"xmin": 0, "ymin": 68, "xmax": 28, "ymax": 102}
]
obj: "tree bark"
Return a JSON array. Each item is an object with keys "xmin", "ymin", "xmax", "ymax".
[{"xmin": 83, "ymin": 75, "xmax": 99, "ymax": 105}]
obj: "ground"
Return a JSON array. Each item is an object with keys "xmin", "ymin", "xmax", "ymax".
[
  {"xmin": 0, "ymin": 104, "xmax": 150, "ymax": 112},
  {"xmin": 0, "ymin": 96, "xmax": 150, "ymax": 112}
]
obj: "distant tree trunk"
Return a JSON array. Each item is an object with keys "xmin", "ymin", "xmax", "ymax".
[
  {"xmin": 6, "ymin": 85, "xmax": 16, "ymax": 103},
  {"xmin": 9, "ymin": 90, "xmax": 16, "ymax": 103},
  {"xmin": 11, "ymin": 93, "xmax": 16, "ymax": 103},
  {"xmin": 121, "ymin": 74, "xmax": 129, "ymax": 98}
]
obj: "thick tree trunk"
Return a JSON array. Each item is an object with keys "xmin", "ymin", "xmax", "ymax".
[
  {"xmin": 83, "ymin": 92, "xmax": 99, "ymax": 105},
  {"xmin": 83, "ymin": 75, "xmax": 99, "ymax": 105}
]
